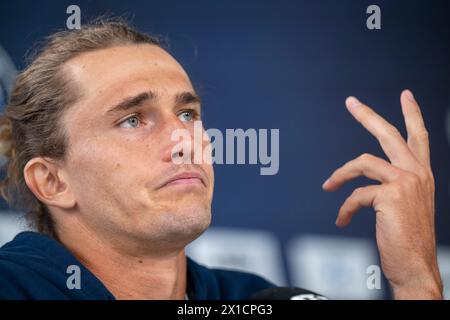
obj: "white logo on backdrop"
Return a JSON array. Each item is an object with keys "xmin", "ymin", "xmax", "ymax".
[{"xmin": 287, "ymin": 234, "xmax": 383, "ymax": 299}]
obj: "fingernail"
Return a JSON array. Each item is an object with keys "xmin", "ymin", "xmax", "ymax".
[
  {"xmin": 322, "ymin": 178, "xmax": 330, "ymax": 189},
  {"xmin": 346, "ymin": 96, "xmax": 361, "ymax": 110},
  {"xmin": 404, "ymin": 89, "xmax": 416, "ymax": 102}
]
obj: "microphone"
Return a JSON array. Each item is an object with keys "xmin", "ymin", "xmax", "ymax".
[{"xmin": 250, "ymin": 287, "xmax": 328, "ymax": 300}]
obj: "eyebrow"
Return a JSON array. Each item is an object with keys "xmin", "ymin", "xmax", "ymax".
[
  {"xmin": 106, "ymin": 90, "xmax": 201, "ymax": 115},
  {"xmin": 174, "ymin": 91, "xmax": 201, "ymax": 107},
  {"xmin": 106, "ymin": 91, "xmax": 156, "ymax": 115}
]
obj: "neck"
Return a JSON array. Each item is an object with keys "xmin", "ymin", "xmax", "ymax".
[{"xmin": 56, "ymin": 221, "xmax": 188, "ymax": 300}]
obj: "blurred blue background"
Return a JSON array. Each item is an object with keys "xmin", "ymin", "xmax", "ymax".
[{"xmin": 1, "ymin": 0, "xmax": 450, "ymax": 299}]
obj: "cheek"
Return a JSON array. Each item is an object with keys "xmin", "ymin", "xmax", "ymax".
[
  {"xmin": 202, "ymin": 162, "xmax": 214, "ymax": 196},
  {"xmin": 67, "ymin": 138, "xmax": 160, "ymax": 196},
  {"xmin": 200, "ymin": 139, "xmax": 215, "ymax": 191},
  {"xmin": 65, "ymin": 145, "xmax": 155, "ymax": 220},
  {"xmin": 70, "ymin": 139, "xmax": 116, "ymax": 171},
  {"xmin": 66, "ymin": 139, "xmax": 133, "ymax": 195}
]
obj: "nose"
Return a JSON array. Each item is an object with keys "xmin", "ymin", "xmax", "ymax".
[
  {"xmin": 169, "ymin": 140, "xmax": 191, "ymax": 164},
  {"xmin": 161, "ymin": 114, "xmax": 196, "ymax": 164}
]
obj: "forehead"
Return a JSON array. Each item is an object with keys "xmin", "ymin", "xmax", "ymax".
[{"xmin": 64, "ymin": 44, "xmax": 193, "ymax": 113}]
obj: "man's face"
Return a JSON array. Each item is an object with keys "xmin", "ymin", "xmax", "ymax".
[{"xmin": 59, "ymin": 44, "xmax": 214, "ymax": 250}]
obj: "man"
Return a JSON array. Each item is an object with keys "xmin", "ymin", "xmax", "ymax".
[{"xmin": 0, "ymin": 20, "xmax": 443, "ymax": 299}]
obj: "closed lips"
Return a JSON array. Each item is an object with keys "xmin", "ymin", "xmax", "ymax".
[{"xmin": 161, "ymin": 172, "xmax": 205, "ymax": 188}]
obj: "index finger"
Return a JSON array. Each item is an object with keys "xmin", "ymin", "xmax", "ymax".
[{"xmin": 345, "ymin": 96, "xmax": 417, "ymax": 171}]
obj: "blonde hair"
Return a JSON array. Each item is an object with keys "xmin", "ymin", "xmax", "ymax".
[{"xmin": 0, "ymin": 18, "xmax": 161, "ymax": 237}]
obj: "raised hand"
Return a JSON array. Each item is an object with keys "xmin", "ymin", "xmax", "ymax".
[{"xmin": 322, "ymin": 90, "xmax": 443, "ymax": 299}]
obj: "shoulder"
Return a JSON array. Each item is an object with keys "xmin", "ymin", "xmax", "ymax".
[
  {"xmin": 0, "ymin": 232, "xmax": 62, "ymax": 299},
  {"xmin": 0, "ymin": 232, "xmax": 111, "ymax": 300}
]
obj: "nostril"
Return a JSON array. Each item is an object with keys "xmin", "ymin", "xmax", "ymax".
[{"xmin": 178, "ymin": 151, "xmax": 184, "ymax": 158}]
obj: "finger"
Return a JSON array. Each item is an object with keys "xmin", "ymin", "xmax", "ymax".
[
  {"xmin": 322, "ymin": 153, "xmax": 401, "ymax": 191},
  {"xmin": 345, "ymin": 96, "xmax": 417, "ymax": 171},
  {"xmin": 400, "ymin": 89, "xmax": 431, "ymax": 168},
  {"xmin": 336, "ymin": 185, "xmax": 380, "ymax": 227}
]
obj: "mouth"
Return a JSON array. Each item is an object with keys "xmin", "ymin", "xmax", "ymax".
[{"xmin": 159, "ymin": 171, "xmax": 206, "ymax": 189}]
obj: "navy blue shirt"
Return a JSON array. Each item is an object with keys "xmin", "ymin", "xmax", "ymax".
[{"xmin": 0, "ymin": 231, "xmax": 276, "ymax": 299}]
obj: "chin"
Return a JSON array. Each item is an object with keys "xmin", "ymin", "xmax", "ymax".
[
  {"xmin": 172, "ymin": 204, "xmax": 212, "ymax": 240},
  {"xmin": 175, "ymin": 205, "xmax": 211, "ymax": 234},
  {"xmin": 145, "ymin": 203, "xmax": 212, "ymax": 247}
]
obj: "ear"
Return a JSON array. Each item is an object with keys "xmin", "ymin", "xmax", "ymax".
[{"xmin": 23, "ymin": 157, "xmax": 76, "ymax": 209}]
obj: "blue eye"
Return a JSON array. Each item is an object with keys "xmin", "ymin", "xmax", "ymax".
[
  {"xmin": 119, "ymin": 115, "xmax": 141, "ymax": 128},
  {"xmin": 179, "ymin": 110, "xmax": 194, "ymax": 122}
]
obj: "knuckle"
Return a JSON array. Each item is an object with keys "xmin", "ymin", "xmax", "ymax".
[
  {"xmin": 403, "ymin": 172, "xmax": 421, "ymax": 186},
  {"xmin": 420, "ymin": 168, "xmax": 435, "ymax": 191},
  {"xmin": 379, "ymin": 126, "xmax": 401, "ymax": 142},
  {"xmin": 416, "ymin": 168, "xmax": 431, "ymax": 183},
  {"xmin": 414, "ymin": 129, "xmax": 429, "ymax": 142},
  {"xmin": 351, "ymin": 187, "xmax": 364, "ymax": 198},
  {"xmin": 387, "ymin": 184, "xmax": 403, "ymax": 200},
  {"xmin": 387, "ymin": 169, "xmax": 434, "ymax": 200},
  {"xmin": 428, "ymin": 170, "xmax": 436, "ymax": 185},
  {"xmin": 358, "ymin": 153, "xmax": 373, "ymax": 162}
]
